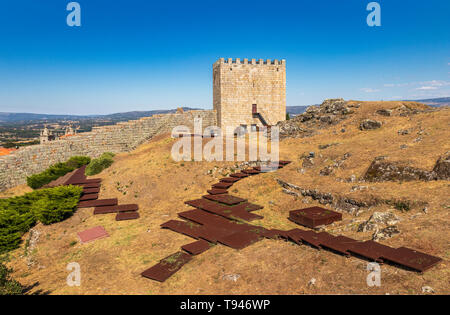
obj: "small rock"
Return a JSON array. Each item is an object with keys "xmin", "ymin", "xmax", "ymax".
[
  {"xmin": 372, "ymin": 225, "xmax": 400, "ymax": 241},
  {"xmin": 308, "ymin": 278, "xmax": 316, "ymax": 286},
  {"xmin": 423, "ymin": 207, "xmax": 428, "ymax": 214},
  {"xmin": 422, "ymin": 286, "xmax": 435, "ymax": 294},
  {"xmin": 222, "ymin": 274, "xmax": 240, "ymax": 282},
  {"xmin": 376, "ymin": 109, "xmax": 392, "ymax": 116}
]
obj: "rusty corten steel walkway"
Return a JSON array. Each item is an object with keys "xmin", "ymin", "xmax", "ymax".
[
  {"xmin": 47, "ymin": 165, "xmax": 141, "ymax": 221},
  {"xmin": 141, "ymin": 160, "xmax": 442, "ymax": 282}
]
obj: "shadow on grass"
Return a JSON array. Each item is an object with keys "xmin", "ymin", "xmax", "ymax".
[{"xmin": 22, "ymin": 282, "xmax": 51, "ymax": 295}]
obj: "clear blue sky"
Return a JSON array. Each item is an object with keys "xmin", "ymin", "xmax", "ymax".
[{"xmin": 0, "ymin": 0, "xmax": 449, "ymax": 115}]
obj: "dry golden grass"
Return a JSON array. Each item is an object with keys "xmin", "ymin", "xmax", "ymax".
[{"xmin": 3, "ymin": 101, "xmax": 449, "ymax": 295}]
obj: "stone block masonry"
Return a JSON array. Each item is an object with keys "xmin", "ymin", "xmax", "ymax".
[
  {"xmin": 0, "ymin": 110, "xmax": 216, "ymax": 191},
  {"xmin": 213, "ymin": 58, "xmax": 286, "ymax": 130}
]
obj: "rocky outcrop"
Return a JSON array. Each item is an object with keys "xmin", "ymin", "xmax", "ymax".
[
  {"xmin": 359, "ymin": 119, "xmax": 382, "ymax": 130},
  {"xmin": 372, "ymin": 225, "xmax": 400, "ymax": 241},
  {"xmin": 363, "ymin": 153, "xmax": 450, "ymax": 182},
  {"xmin": 277, "ymin": 99, "xmax": 353, "ymax": 138},
  {"xmin": 358, "ymin": 212, "xmax": 400, "ymax": 232},
  {"xmin": 319, "ymin": 152, "xmax": 351, "ymax": 176},
  {"xmin": 362, "ymin": 157, "xmax": 436, "ymax": 182},
  {"xmin": 276, "ymin": 178, "xmax": 378, "ymax": 216},
  {"xmin": 358, "ymin": 211, "xmax": 401, "ymax": 241},
  {"xmin": 433, "ymin": 152, "xmax": 450, "ymax": 180}
]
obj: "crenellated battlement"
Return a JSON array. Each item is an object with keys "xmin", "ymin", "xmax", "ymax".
[{"xmin": 215, "ymin": 58, "xmax": 286, "ymax": 66}]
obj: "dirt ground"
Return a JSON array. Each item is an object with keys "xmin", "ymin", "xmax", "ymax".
[{"xmin": 2, "ymin": 101, "xmax": 449, "ymax": 295}]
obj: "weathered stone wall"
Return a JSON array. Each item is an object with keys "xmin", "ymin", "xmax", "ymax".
[
  {"xmin": 213, "ymin": 58, "xmax": 286, "ymax": 130},
  {"xmin": 0, "ymin": 110, "xmax": 216, "ymax": 191}
]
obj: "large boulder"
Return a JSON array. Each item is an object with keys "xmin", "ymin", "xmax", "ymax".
[
  {"xmin": 278, "ymin": 98, "xmax": 353, "ymax": 138},
  {"xmin": 360, "ymin": 119, "xmax": 382, "ymax": 130},
  {"xmin": 358, "ymin": 211, "xmax": 400, "ymax": 232},
  {"xmin": 362, "ymin": 157, "xmax": 435, "ymax": 182},
  {"xmin": 433, "ymin": 152, "xmax": 450, "ymax": 180}
]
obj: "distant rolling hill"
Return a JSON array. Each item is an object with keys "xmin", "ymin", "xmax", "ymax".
[
  {"xmin": 1, "ymin": 97, "xmax": 447, "ymax": 123},
  {"xmin": 286, "ymin": 105, "xmax": 311, "ymax": 116},
  {"xmin": 405, "ymin": 97, "xmax": 450, "ymax": 107},
  {"xmin": 0, "ymin": 107, "xmax": 200, "ymax": 123}
]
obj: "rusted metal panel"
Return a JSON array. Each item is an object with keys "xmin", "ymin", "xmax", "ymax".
[
  {"xmin": 64, "ymin": 165, "xmax": 87, "ymax": 185},
  {"xmin": 319, "ymin": 235, "xmax": 360, "ymax": 256},
  {"xmin": 76, "ymin": 182, "xmax": 100, "ymax": 189},
  {"xmin": 116, "ymin": 211, "xmax": 140, "ymax": 221},
  {"xmin": 212, "ymin": 182, "xmax": 233, "ymax": 189},
  {"xmin": 185, "ymin": 199, "xmax": 264, "ymax": 222},
  {"xmin": 228, "ymin": 210, "xmax": 264, "ymax": 222},
  {"xmin": 238, "ymin": 203, "xmax": 263, "ymax": 212},
  {"xmin": 178, "ymin": 209, "xmax": 258, "ymax": 234},
  {"xmin": 289, "ymin": 207, "xmax": 342, "ymax": 228},
  {"xmin": 79, "ymin": 193, "xmax": 98, "ymax": 201},
  {"xmin": 242, "ymin": 168, "xmax": 260, "ymax": 175},
  {"xmin": 207, "ymin": 189, "xmax": 228, "ymax": 195},
  {"xmin": 93, "ymin": 204, "xmax": 138, "ymax": 214},
  {"xmin": 161, "ymin": 220, "xmax": 203, "ymax": 239},
  {"xmin": 83, "ymin": 187, "xmax": 100, "ymax": 194},
  {"xmin": 141, "ymin": 252, "xmax": 192, "ymax": 282},
  {"xmin": 287, "ymin": 230, "xmax": 334, "ymax": 248},
  {"xmin": 202, "ymin": 194, "xmax": 247, "ymax": 205},
  {"xmin": 220, "ymin": 177, "xmax": 241, "ymax": 183},
  {"xmin": 380, "ymin": 247, "xmax": 442, "ymax": 272},
  {"xmin": 77, "ymin": 226, "xmax": 109, "ymax": 244},
  {"xmin": 71, "ymin": 178, "xmax": 102, "ymax": 185},
  {"xmin": 286, "ymin": 229, "xmax": 313, "ymax": 245},
  {"xmin": 346, "ymin": 240, "xmax": 397, "ymax": 262},
  {"xmin": 198, "ymin": 225, "xmax": 233, "ymax": 244},
  {"xmin": 182, "ymin": 240, "xmax": 212, "ymax": 255},
  {"xmin": 77, "ymin": 198, "xmax": 118, "ymax": 209},
  {"xmin": 262, "ymin": 229, "xmax": 291, "ymax": 239},
  {"xmin": 94, "ymin": 204, "xmax": 139, "ymax": 215},
  {"xmin": 218, "ymin": 231, "xmax": 263, "ymax": 250},
  {"xmin": 230, "ymin": 172, "xmax": 249, "ymax": 178},
  {"xmin": 178, "ymin": 209, "xmax": 229, "ymax": 226}
]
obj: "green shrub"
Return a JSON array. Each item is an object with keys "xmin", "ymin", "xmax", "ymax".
[
  {"xmin": 85, "ymin": 152, "xmax": 115, "ymax": 176},
  {"xmin": 65, "ymin": 156, "xmax": 91, "ymax": 169},
  {"xmin": 0, "ymin": 186, "xmax": 82, "ymax": 254},
  {"xmin": 26, "ymin": 156, "xmax": 91, "ymax": 189},
  {"xmin": 31, "ymin": 186, "xmax": 82, "ymax": 225},
  {"xmin": 0, "ymin": 263, "xmax": 22, "ymax": 295},
  {"xmin": 393, "ymin": 201, "xmax": 411, "ymax": 212}
]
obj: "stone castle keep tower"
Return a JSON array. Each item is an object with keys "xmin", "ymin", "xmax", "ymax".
[{"xmin": 213, "ymin": 58, "xmax": 286, "ymax": 131}]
